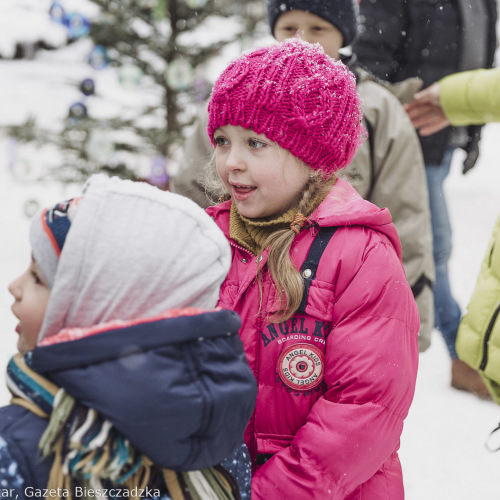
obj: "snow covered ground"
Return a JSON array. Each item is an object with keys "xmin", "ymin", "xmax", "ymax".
[{"xmin": 1, "ymin": 4, "xmax": 500, "ymax": 498}]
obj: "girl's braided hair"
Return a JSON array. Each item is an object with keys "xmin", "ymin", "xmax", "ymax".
[{"xmin": 260, "ymin": 172, "xmax": 336, "ymax": 322}]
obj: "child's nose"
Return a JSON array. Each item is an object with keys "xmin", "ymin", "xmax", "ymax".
[
  {"xmin": 298, "ymin": 32, "xmax": 315, "ymax": 45},
  {"xmin": 225, "ymin": 147, "xmax": 246, "ymax": 172},
  {"xmin": 8, "ymin": 276, "xmax": 22, "ymax": 300}
]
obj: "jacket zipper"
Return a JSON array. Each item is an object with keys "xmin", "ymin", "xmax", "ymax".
[
  {"xmin": 479, "ymin": 301, "xmax": 500, "ymax": 371},
  {"xmin": 249, "ymin": 312, "xmax": 262, "ymax": 474},
  {"xmin": 228, "ymin": 239, "xmax": 260, "ymax": 471},
  {"xmin": 229, "ymin": 241, "xmax": 252, "ymax": 254}
]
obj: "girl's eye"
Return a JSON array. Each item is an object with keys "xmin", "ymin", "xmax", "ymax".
[
  {"xmin": 249, "ymin": 138, "xmax": 266, "ymax": 149},
  {"xmin": 214, "ymin": 136, "xmax": 228, "ymax": 146}
]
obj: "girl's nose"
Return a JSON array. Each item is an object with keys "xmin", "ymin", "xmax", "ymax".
[{"xmin": 225, "ymin": 147, "xmax": 246, "ymax": 172}]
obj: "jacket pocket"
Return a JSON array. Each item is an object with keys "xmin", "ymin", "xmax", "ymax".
[{"xmin": 303, "ymin": 279, "xmax": 336, "ymax": 325}]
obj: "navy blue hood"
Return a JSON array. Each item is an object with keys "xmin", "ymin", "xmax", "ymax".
[{"xmin": 31, "ymin": 309, "xmax": 257, "ymax": 471}]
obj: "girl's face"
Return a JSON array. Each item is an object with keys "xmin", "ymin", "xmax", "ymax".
[
  {"xmin": 8, "ymin": 257, "xmax": 50, "ymax": 353},
  {"xmin": 214, "ymin": 125, "xmax": 310, "ymax": 219}
]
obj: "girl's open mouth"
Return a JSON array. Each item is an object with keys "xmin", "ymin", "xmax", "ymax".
[{"xmin": 231, "ymin": 183, "xmax": 256, "ymax": 201}]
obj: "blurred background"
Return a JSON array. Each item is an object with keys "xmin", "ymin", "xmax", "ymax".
[{"xmin": 0, "ymin": 0, "xmax": 271, "ymax": 191}]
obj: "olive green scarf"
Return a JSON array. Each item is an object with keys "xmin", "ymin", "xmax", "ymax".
[{"xmin": 228, "ymin": 191, "xmax": 325, "ymax": 255}]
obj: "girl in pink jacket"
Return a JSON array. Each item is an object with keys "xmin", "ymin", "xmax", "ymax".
[{"xmin": 205, "ymin": 38, "xmax": 420, "ymax": 500}]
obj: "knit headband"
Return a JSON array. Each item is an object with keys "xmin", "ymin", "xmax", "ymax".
[
  {"xmin": 267, "ymin": 0, "xmax": 359, "ymax": 48},
  {"xmin": 30, "ymin": 197, "xmax": 82, "ymax": 288},
  {"xmin": 207, "ymin": 38, "xmax": 365, "ymax": 176}
]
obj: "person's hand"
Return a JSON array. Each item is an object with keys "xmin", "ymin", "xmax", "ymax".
[{"xmin": 404, "ymin": 82, "xmax": 450, "ymax": 136}]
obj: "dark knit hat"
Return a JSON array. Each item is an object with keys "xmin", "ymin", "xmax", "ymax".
[
  {"xmin": 30, "ymin": 197, "xmax": 82, "ymax": 288},
  {"xmin": 267, "ymin": 0, "xmax": 359, "ymax": 48},
  {"xmin": 207, "ymin": 38, "xmax": 364, "ymax": 177}
]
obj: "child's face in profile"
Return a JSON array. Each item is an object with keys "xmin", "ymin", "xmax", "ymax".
[
  {"xmin": 274, "ymin": 10, "xmax": 344, "ymax": 59},
  {"xmin": 9, "ymin": 256, "xmax": 51, "ymax": 353}
]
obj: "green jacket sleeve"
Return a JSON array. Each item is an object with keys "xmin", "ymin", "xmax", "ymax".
[
  {"xmin": 440, "ymin": 68, "xmax": 500, "ymax": 125},
  {"xmin": 456, "ymin": 215, "xmax": 500, "ymax": 404}
]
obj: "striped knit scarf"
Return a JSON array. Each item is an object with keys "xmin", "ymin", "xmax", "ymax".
[{"xmin": 7, "ymin": 353, "xmax": 240, "ymax": 500}]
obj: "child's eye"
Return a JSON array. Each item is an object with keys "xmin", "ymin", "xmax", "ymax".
[
  {"xmin": 249, "ymin": 138, "xmax": 266, "ymax": 149},
  {"xmin": 214, "ymin": 136, "xmax": 228, "ymax": 146},
  {"xmin": 31, "ymin": 270, "xmax": 43, "ymax": 285},
  {"xmin": 277, "ymin": 25, "xmax": 297, "ymax": 34}
]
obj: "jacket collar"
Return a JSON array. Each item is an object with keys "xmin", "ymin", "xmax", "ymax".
[{"xmin": 207, "ymin": 178, "xmax": 402, "ymax": 261}]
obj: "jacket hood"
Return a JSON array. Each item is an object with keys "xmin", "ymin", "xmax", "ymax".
[
  {"xmin": 38, "ymin": 174, "xmax": 231, "ymax": 344},
  {"xmin": 32, "ymin": 308, "xmax": 257, "ymax": 470},
  {"xmin": 207, "ymin": 177, "xmax": 402, "ymax": 260}
]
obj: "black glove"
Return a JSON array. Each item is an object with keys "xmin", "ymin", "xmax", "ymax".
[{"xmin": 460, "ymin": 125, "xmax": 483, "ymax": 175}]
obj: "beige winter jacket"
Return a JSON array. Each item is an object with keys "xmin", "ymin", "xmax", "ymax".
[{"xmin": 172, "ymin": 74, "xmax": 434, "ymax": 352}]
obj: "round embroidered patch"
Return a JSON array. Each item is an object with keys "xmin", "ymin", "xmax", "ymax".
[{"xmin": 277, "ymin": 343, "xmax": 325, "ymax": 390}]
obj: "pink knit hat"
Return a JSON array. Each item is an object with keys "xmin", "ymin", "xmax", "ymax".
[{"xmin": 207, "ymin": 38, "xmax": 365, "ymax": 176}]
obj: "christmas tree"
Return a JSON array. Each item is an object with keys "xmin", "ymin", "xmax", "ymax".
[{"xmin": 5, "ymin": 0, "xmax": 266, "ymax": 189}]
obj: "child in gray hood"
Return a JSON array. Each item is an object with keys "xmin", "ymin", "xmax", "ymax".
[{"xmin": 1, "ymin": 174, "xmax": 256, "ymax": 499}]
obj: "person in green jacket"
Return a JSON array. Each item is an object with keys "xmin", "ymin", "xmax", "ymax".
[
  {"xmin": 406, "ymin": 67, "xmax": 500, "ymax": 402},
  {"xmin": 405, "ymin": 68, "xmax": 500, "ymax": 136},
  {"xmin": 457, "ymin": 216, "xmax": 500, "ymax": 404}
]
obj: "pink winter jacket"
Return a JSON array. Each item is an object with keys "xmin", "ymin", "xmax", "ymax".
[{"xmin": 206, "ymin": 178, "xmax": 420, "ymax": 500}]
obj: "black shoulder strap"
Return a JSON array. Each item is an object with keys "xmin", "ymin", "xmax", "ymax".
[
  {"xmin": 411, "ymin": 273, "xmax": 433, "ymax": 298},
  {"xmin": 297, "ymin": 226, "xmax": 339, "ymax": 314},
  {"xmin": 364, "ymin": 116, "xmax": 376, "ymax": 201}
]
